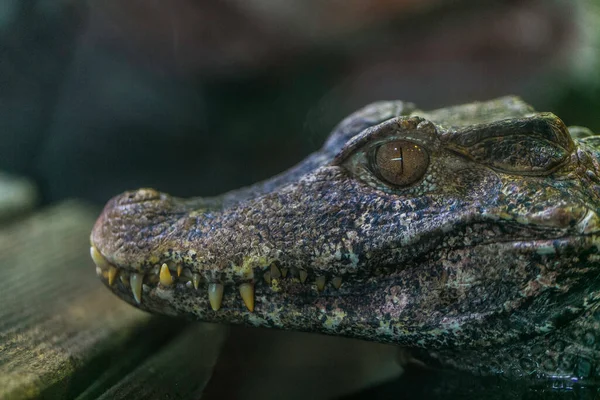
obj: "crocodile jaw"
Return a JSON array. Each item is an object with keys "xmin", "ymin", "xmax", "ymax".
[{"xmin": 90, "ymin": 172, "xmax": 600, "ymax": 348}]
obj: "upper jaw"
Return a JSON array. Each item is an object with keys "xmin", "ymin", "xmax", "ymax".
[
  {"xmin": 89, "ymin": 185, "xmax": 356, "ymax": 310},
  {"xmin": 90, "ymin": 185, "xmax": 600, "ymax": 316}
]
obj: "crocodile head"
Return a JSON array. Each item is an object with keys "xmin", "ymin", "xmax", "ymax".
[{"xmin": 91, "ymin": 97, "xmax": 600, "ymax": 381}]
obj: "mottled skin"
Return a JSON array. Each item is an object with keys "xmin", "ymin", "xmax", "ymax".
[{"xmin": 91, "ymin": 97, "xmax": 600, "ymax": 390}]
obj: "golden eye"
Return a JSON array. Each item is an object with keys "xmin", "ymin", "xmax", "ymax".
[{"xmin": 372, "ymin": 140, "xmax": 429, "ymax": 187}]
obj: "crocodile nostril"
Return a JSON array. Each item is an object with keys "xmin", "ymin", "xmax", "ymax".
[{"xmin": 118, "ymin": 188, "xmax": 163, "ymax": 205}]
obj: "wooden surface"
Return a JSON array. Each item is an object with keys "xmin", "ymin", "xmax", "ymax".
[{"xmin": 0, "ymin": 202, "xmax": 226, "ymax": 400}]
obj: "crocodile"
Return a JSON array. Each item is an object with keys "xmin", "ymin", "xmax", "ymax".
[{"xmin": 90, "ymin": 97, "xmax": 600, "ymax": 390}]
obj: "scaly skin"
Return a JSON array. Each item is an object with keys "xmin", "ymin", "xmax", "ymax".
[{"xmin": 91, "ymin": 97, "xmax": 600, "ymax": 389}]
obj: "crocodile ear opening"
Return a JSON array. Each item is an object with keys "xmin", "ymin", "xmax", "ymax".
[{"xmin": 446, "ymin": 113, "xmax": 574, "ymax": 176}]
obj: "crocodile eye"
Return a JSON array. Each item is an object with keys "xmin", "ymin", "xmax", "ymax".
[{"xmin": 371, "ymin": 140, "xmax": 429, "ymax": 187}]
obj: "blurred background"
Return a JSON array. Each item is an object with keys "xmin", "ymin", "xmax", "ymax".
[
  {"xmin": 1, "ymin": 0, "xmax": 600, "ymax": 399},
  {"xmin": 2, "ymin": 0, "xmax": 599, "ymax": 206}
]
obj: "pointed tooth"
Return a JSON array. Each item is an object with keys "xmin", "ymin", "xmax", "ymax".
[
  {"xmin": 160, "ymin": 263, "xmax": 174, "ymax": 286},
  {"xmin": 316, "ymin": 276, "xmax": 326, "ymax": 292},
  {"xmin": 182, "ymin": 268, "xmax": 193, "ymax": 278},
  {"xmin": 131, "ymin": 273, "xmax": 144, "ymax": 303},
  {"xmin": 239, "ymin": 283, "xmax": 255, "ymax": 312},
  {"xmin": 299, "ymin": 270, "xmax": 308, "ymax": 283},
  {"xmin": 177, "ymin": 265, "xmax": 183, "ymax": 277},
  {"xmin": 263, "ymin": 271, "xmax": 272, "ymax": 284},
  {"xmin": 440, "ymin": 269, "xmax": 448, "ymax": 285},
  {"xmin": 108, "ymin": 266, "xmax": 118, "ymax": 286},
  {"xmin": 95, "ymin": 267, "xmax": 102, "ymax": 277},
  {"xmin": 208, "ymin": 283, "xmax": 224, "ymax": 311},
  {"xmin": 270, "ymin": 263, "xmax": 281, "ymax": 279},
  {"xmin": 280, "ymin": 268, "xmax": 288, "ymax": 278},
  {"xmin": 332, "ymin": 276, "xmax": 342, "ymax": 289},
  {"xmin": 120, "ymin": 274, "xmax": 130, "ymax": 287},
  {"xmin": 90, "ymin": 246, "xmax": 109, "ymax": 269},
  {"xmin": 192, "ymin": 273, "xmax": 201, "ymax": 289}
]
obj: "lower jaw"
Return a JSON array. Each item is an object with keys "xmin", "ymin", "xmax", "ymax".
[
  {"xmin": 104, "ymin": 273, "xmax": 397, "ymax": 345},
  {"xmin": 94, "ymin": 234, "xmax": 598, "ymax": 343}
]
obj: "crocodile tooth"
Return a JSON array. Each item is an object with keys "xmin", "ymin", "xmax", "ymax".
[
  {"xmin": 280, "ymin": 268, "xmax": 288, "ymax": 278},
  {"xmin": 95, "ymin": 267, "xmax": 102, "ymax": 276},
  {"xmin": 299, "ymin": 270, "xmax": 308, "ymax": 283},
  {"xmin": 177, "ymin": 265, "xmax": 183, "ymax": 277},
  {"xmin": 160, "ymin": 263, "xmax": 174, "ymax": 286},
  {"xmin": 270, "ymin": 264, "xmax": 281, "ymax": 279},
  {"xmin": 90, "ymin": 246, "xmax": 109, "ymax": 270},
  {"xmin": 239, "ymin": 283, "xmax": 255, "ymax": 312},
  {"xmin": 208, "ymin": 283, "xmax": 224, "ymax": 311},
  {"xmin": 263, "ymin": 271, "xmax": 272, "ymax": 284},
  {"xmin": 131, "ymin": 273, "xmax": 144, "ymax": 303},
  {"xmin": 316, "ymin": 276, "xmax": 326, "ymax": 292},
  {"xmin": 108, "ymin": 266, "xmax": 118, "ymax": 286},
  {"xmin": 192, "ymin": 273, "xmax": 201, "ymax": 289},
  {"xmin": 440, "ymin": 269, "xmax": 448, "ymax": 286},
  {"xmin": 120, "ymin": 274, "xmax": 130, "ymax": 287},
  {"xmin": 332, "ymin": 276, "xmax": 342, "ymax": 289}
]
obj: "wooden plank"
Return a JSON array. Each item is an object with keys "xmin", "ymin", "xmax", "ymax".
[
  {"xmin": 90, "ymin": 324, "xmax": 226, "ymax": 400},
  {"xmin": 0, "ymin": 202, "xmax": 195, "ymax": 400}
]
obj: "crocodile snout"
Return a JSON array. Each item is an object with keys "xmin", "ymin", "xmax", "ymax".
[{"xmin": 90, "ymin": 189, "xmax": 183, "ymax": 268}]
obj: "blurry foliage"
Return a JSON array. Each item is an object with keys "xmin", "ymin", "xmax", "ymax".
[{"xmin": 551, "ymin": 0, "xmax": 600, "ymax": 132}]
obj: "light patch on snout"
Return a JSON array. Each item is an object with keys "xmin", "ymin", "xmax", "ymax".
[
  {"xmin": 381, "ymin": 286, "xmax": 409, "ymax": 320},
  {"xmin": 578, "ymin": 208, "xmax": 600, "ymax": 234},
  {"xmin": 322, "ymin": 308, "xmax": 348, "ymax": 331}
]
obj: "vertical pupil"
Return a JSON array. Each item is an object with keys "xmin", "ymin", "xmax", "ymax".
[{"xmin": 391, "ymin": 147, "xmax": 404, "ymax": 175}]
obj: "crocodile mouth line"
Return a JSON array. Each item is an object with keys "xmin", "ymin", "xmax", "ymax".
[
  {"xmin": 90, "ymin": 245, "xmax": 343, "ymax": 312},
  {"xmin": 90, "ymin": 233, "xmax": 598, "ymax": 314}
]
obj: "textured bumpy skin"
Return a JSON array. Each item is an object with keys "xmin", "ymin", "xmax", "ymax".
[{"xmin": 91, "ymin": 97, "xmax": 600, "ymax": 389}]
